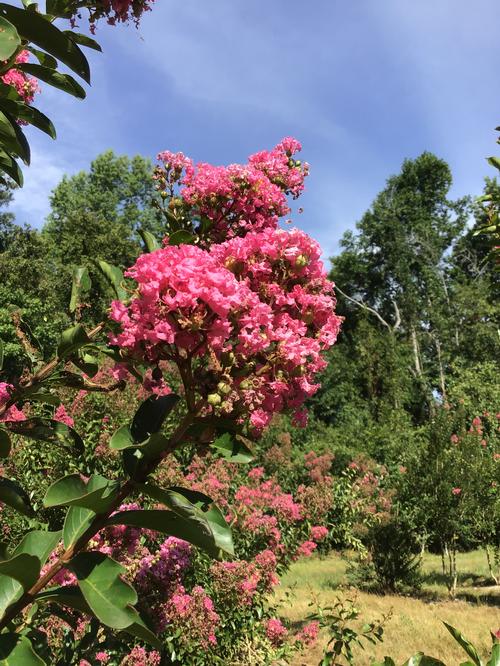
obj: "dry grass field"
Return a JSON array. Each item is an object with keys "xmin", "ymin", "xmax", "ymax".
[{"xmin": 275, "ymin": 551, "xmax": 500, "ymax": 665}]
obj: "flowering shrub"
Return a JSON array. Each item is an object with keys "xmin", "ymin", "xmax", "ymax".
[{"xmin": 0, "ymin": 139, "xmax": 342, "ymax": 664}]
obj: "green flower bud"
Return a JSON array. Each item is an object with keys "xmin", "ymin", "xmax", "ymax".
[{"xmin": 207, "ymin": 393, "xmax": 222, "ymax": 406}]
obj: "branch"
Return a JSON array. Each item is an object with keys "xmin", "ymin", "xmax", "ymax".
[{"xmin": 335, "ymin": 286, "xmax": 393, "ymax": 331}]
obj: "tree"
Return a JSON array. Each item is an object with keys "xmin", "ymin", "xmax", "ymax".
[
  {"xmin": 321, "ymin": 153, "xmax": 470, "ymax": 428},
  {"xmin": 42, "ymin": 150, "xmax": 163, "ymax": 325}
]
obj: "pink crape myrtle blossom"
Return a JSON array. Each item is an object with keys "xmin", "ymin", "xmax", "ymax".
[
  {"xmin": 0, "ymin": 382, "xmax": 25, "ymax": 421},
  {"xmin": 266, "ymin": 617, "xmax": 288, "ymax": 646},
  {"xmin": 295, "ymin": 620, "xmax": 320, "ymax": 646},
  {"xmin": 110, "ymin": 227, "xmax": 341, "ymax": 434},
  {"xmin": 54, "ymin": 404, "xmax": 75, "ymax": 428},
  {"xmin": 1, "ymin": 51, "xmax": 39, "ymax": 105},
  {"xmin": 155, "ymin": 138, "xmax": 309, "ymax": 244},
  {"xmin": 71, "ymin": 0, "xmax": 154, "ymax": 31}
]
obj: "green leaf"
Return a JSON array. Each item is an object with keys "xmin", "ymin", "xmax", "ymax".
[
  {"xmin": 0, "ymin": 477, "xmax": 34, "ymax": 517},
  {"xmin": 63, "ymin": 505, "xmax": 95, "ymax": 549},
  {"xmin": 0, "ymin": 3, "xmax": 90, "ymax": 82},
  {"xmin": 3, "ymin": 418, "xmax": 84, "ymax": 453},
  {"xmin": 107, "ymin": 497, "xmax": 234, "ymax": 559},
  {"xmin": 211, "ymin": 432, "xmax": 254, "ymax": 463},
  {"xmin": 0, "ymin": 98, "xmax": 56, "ymax": 139},
  {"xmin": 44, "ymin": 474, "xmax": 118, "ymax": 513},
  {"xmin": 72, "ymin": 353, "xmax": 98, "ymax": 377},
  {"xmin": 16, "ymin": 63, "xmax": 85, "ymax": 99},
  {"xmin": 12, "ymin": 530, "xmax": 61, "ymax": 566},
  {"xmin": 131, "ymin": 394, "xmax": 179, "ymax": 443},
  {"xmin": 98, "ymin": 260, "xmax": 127, "ymax": 301},
  {"xmin": 0, "ymin": 149, "xmax": 22, "ymax": 186},
  {"xmin": 0, "ymin": 337, "xmax": 3, "ymax": 370},
  {"xmin": 0, "ymin": 110, "xmax": 30, "ymax": 164},
  {"xmin": 0, "ymin": 553, "xmax": 39, "ymax": 589},
  {"xmin": 139, "ymin": 228, "xmax": 160, "ymax": 252},
  {"xmin": 69, "ymin": 552, "xmax": 139, "ymax": 629},
  {"xmin": 0, "ymin": 634, "xmax": 45, "ymax": 665},
  {"xmin": 69, "ymin": 266, "xmax": 91, "ymax": 313},
  {"xmin": 0, "ymin": 574, "xmax": 22, "ymax": 621},
  {"xmin": 0, "ymin": 16, "xmax": 20, "ymax": 60},
  {"xmin": 57, "ymin": 323, "xmax": 90, "ymax": 358},
  {"xmin": 27, "ymin": 45, "xmax": 57, "ymax": 69},
  {"xmin": 36, "ymin": 585, "xmax": 160, "ymax": 648},
  {"xmin": 487, "ymin": 644, "xmax": 500, "ymax": 666},
  {"xmin": 109, "ymin": 424, "xmax": 135, "ymax": 450},
  {"xmin": 443, "ymin": 623, "xmax": 482, "ymax": 666},
  {"xmin": 0, "ymin": 428, "xmax": 10, "ymax": 457},
  {"xmin": 62, "ymin": 31, "xmax": 102, "ymax": 52},
  {"xmin": 168, "ymin": 229, "xmax": 196, "ymax": 245},
  {"xmin": 487, "ymin": 156, "xmax": 500, "ymax": 172}
]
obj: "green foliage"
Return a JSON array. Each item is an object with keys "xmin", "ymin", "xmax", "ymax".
[{"xmin": 0, "ymin": 1, "xmax": 97, "ymax": 184}]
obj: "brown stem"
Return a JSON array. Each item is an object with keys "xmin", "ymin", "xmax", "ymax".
[
  {"xmin": 0, "ymin": 405, "xmax": 197, "ymax": 631},
  {"xmin": 0, "ymin": 323, "xmax": 105, "ymax": 419}
]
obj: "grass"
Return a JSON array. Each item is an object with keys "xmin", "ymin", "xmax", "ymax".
[{"xmin": 275, "ymin": 551, "xmax": 500, "ymax": 665}]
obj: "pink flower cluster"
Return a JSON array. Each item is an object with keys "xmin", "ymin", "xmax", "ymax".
[
  {"xmin": 164, "ymin": 585, "xmax": 219, "ymax": 650},
  {"xmin": 211, "ymin": 549, "xmax": 279, "ymax": 607},
  {"xmin": 0, "ymin": 382, "xmax": 25, "ymax": 421},
  {"xmin": 266, "ymin": 617, "xmax": 288, "ymax": 646},
  {"xmin": 110, "ymin": 227, "xmax": 341, "ymax": 434},
  {"xmin": 295, "ymin": 620, "xmax": 320, "ymax": 646},
  {"xmin": 156, "ymin": 138, "xmax": 309, "ymax": 243},
  {"xmin": 71, "ymin": 0, "xmax": 154, "ymax": 30},
  {"xmin": 1, "ymin": 51, "xmax": 39, "ymax": 105}
]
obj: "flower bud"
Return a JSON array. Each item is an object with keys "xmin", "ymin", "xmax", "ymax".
[
  {"xmin": 295, "ymin": 254, "xmax": 308, "ymax": 268},
  {"xmin": 207, "ymin": 393, "xmax": 222, "ymax": 406},
  {"xmin": 217, "ymin": 381, "xmax": 231, "ymax": 395}
]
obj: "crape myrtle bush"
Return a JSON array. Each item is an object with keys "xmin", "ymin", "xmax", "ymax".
[{"xmin": 0, "ymin": 139, "xmax": 346, "ymax": 664}]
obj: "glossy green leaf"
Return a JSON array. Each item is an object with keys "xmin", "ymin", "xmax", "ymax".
[
  {"xmin": 107, "ymin": 501, "xmax": 234, "ymax": 559},
  {"xmin": 72, "ymin": 352, "xmax": 98, "ymax": 377},
  {"xmin": 0, "ymin": 428, "xmax": 10, "ymax": 457},
  {"xmin": 0, "ymin": 149, "xmax": 22, "ymax": 186},
  {"xmin": 0, "ymin": 3, "xmax": 89, "ymax": 82},
  {"xmin": 98, "ymin": 260, "xmax": 127, "ymax": 300},
  {"xmin": 443, "ymin": 623, "xmax": 482, "ymax": 666},
  {"xmin": 69, "ymin": 266, "xmax": 91, "ymax": 313},
  {"xmin": 36, "ymin": 585, "xmax": 160, "ymax": 648},
  {"xmin": 12, "ymin": 529, "xmax": 61, "ymax": 566},
  {"xmin": 57, "ymin": 323, "xmax": 90, "ymax": 358},
  {"xmin": 27, "ymin": 45, "xmax": 57, "ymax": 68},
  {"xmin": 0, "ymin": 573, "xmax": 22, "ymax": 620},
  {"xmin": 16, "ymin": 63, "xmax": 85, "ymax": 98},
  {"xmin": 0, "ymin": 477, "xmax": 34, "ymax": 517},
  {"xmin": 487, "ymin": 156, "xmax": 500, "ymax": 172},
  {"xmin": 109, "ymin": 424, "xmax": 135, "ymax": 450},
  {"xmin": 211, "ymin": 432, "xmax": 254, "ymax": 463},
  {"xmin": 0, "ymin": 634, "xmax": 45, "ymax": 665},
  {"xmin": 69, "ymin": 552, "xmax": 139, "ymax": 629},
  {"xmin": 62, "ymin": 30, "xmax": 102, "ymax": 52},
  {"xmin": 139, "ymin": 228, "xmax": 160, "ymax": 252},
  {"xmin": 0, "ymin": 16, "xmax": 19, "ymax": 60},
  {"xmin": 0, "ymin": 98, "xmax": 55, "ymax": 140},
  {"xmin": 3, "ymin": 417, "xmax": 84, "ymax": 453},
  {"xmin": 131, "ymin": 394, "xmax": 179, "ymax": 443},
  {"xmin": 0, "ymin": 110, "xmax": 30, "ymax": 163},
  {"xmin": 63, "ymin": 505, "xmax": 95, "ymax": 549},
  {"xmin": 44, "ymin": 473, "xmax": 118, "ymax": 512},
  {"xmin": 0, "ymin": 553, "xmax": 39, "ymax": 589},
  {"xmin": 488, "ymin": 644, "xmax": 500, "ymax": 666}
]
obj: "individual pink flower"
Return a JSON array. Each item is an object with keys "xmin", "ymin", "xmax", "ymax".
[
  {"xmin": 450, "ymin": 434, "xmax": 459, "ymax": 444},
  {"xmin": 452, "ymin": 487, "xmax": 462, "ymax": 496}
]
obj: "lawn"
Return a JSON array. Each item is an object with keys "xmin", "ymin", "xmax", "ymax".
[{"xmin": 276, "ymin": 551, "xmax": 500, "ymax": 665}]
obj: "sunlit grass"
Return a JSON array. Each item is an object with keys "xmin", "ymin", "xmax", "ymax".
[{"xmin": 275, "ymin": 551, "xmax": 500, "ymax": 665}]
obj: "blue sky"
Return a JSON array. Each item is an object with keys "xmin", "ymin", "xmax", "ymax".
[{"xmin": 10, "ymin": 0, "xmax": 500, "ymax": 259}]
